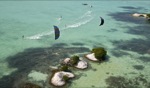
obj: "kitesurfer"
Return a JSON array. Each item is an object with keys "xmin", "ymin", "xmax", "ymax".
[{"xmin": 53, "ymin": 25, "xmax": 60, "ymax": 40}]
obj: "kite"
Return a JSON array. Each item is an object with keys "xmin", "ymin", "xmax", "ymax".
[
  {"xmin": 82, "ymin": 3, "xmax": 88, "ymax": 5},
  {"xmin": 99, "ymin": 17, "xmax": 104, "ymax": 26},
  {"xmin": 53, "ymin": 25, "xmax": 60, "ymax": 40}
]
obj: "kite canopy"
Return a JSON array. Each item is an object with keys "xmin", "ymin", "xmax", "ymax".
[
  {"xmin": 53, "ymin": 25, "xmax": 60, "ymax": 40},
  {"xmin": 82, "ymin": 3, "xmax": 88, "ymax": 5},
  {"xmin": 99, "ymin": 17, "xmax": 104, "ymax": 26}
]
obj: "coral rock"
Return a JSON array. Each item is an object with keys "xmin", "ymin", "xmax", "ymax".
[{"xmin": 51, "ymin": 71, "xmax": 74, "ymax": 86}]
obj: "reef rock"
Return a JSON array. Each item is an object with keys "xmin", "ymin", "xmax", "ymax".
[
  {"xmin": 51, "ymin": 71, "xmax": 74, "ymax": 86},
  {"xmin": 75, "ymin": 60, "xmax": 88, "ymax": 69},
  {"xmin": 85, "ymin": 53, "xmax": 98, "ymax": 61},
  {"xmin": 62, "ymin": 57, "xmax": 88, "ymax": 69},
  {"xmin": 63, "ymin": 58, "xmax": 71, "ymax": 64},
  {"xmin": 132, "ymin": 13, "xmax": 145, "ymax": 17},
  {"xmin": 132, "ymin": 13, "xmax": 150, "ymax": 19}
]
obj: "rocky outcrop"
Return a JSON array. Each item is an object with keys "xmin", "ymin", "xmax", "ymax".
[{"xmin": 51, "ymin": 71, "xmax": 74, "ymax": 86}]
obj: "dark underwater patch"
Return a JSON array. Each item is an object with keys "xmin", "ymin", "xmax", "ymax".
[
  {"xmin": 111, "ymin": 50, "xmax": 130, "ymax": 57},
  {"xmin": 51, "ymin": 43, "xmax": 68, "ymax": 47},
  {"xmin": 0, "ymin": 31, "xmax": 5, "ymax": 37},
  {"xmin": 107, "ymin": 29, "xmax": 118, "ymax": 32},
  {"xmin": 71, "ymin": 42, "xmax": 84, "ymax": 46},
  {"xmin": 126, "ymin": 25, "xmax": 150, "ymax": 39},
  {"xmin": 0, "ymin": 44, "xmax": 90, "ymax": 88},
  {"xmin": 105, "ymin": 75, "xmax": 149, "ymax": 88},
  {"xmin": 91, "ymin": 41, "xmax": 105, "ymax": 49},
  {"xmin": 112, "ymin": 39, "xmax": 150, "ymax": 55},
  {"xmin": 138, "ymin": 56, "xmax": 150, "ymax": 62},
  {"xmin": 106, "ymin": 6, "xmax": 150, "ymax": 88},
  {"xmin": 133, "ymin": 65, "xmax": 144, "ymax": 70},
  {"xmin": 119, "ymin": 6, "xmax": 149, "ymax": 13},
  {"xmin": 108, "ymin": 6, "xmax": 150, "ymax": 55},
  {"xmin": 119, "ymin": 6, "xmax": 147, "ymax": 11},
  {"xmin": 120, "ymin": 6, "xmax": 139, "ymax": 10}
]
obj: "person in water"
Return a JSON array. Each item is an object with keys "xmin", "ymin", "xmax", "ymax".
[{"xmin": 58, "ymin": 16, "xmax": 62, "ymax": 21}]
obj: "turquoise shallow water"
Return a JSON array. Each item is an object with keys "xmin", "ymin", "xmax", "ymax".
[{"xmin": 0, "ymin": 1, "xmax": 150, "ymax": 88}]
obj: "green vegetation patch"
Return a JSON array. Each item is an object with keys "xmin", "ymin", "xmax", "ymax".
[{"xmin": 91, "ymin": 47, "xmax": 107, "ymax": 61}]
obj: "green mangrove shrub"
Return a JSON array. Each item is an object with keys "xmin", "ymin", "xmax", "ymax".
[
  {"xmin": 63, "ymin": 75, "xmax": 69, "ymax": 81},
  {"xmin": 146, "ymin": 14, "xmax": 150, "ymax": 18},
  {"xmin": 70, "ymin": 55, "xmax": 80, "ymax": 66},
  {"xmin": 59, "ymin": 65, "xmax": 69, "ymax": 72},
  {"xmin": 91, "ymin": 47, "xmax": 107, "ymax": 61}
]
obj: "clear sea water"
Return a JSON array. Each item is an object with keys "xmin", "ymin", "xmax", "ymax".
[{"xmin": 0, "ymin": 1, "xmax": 150, "ymax": 88}]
